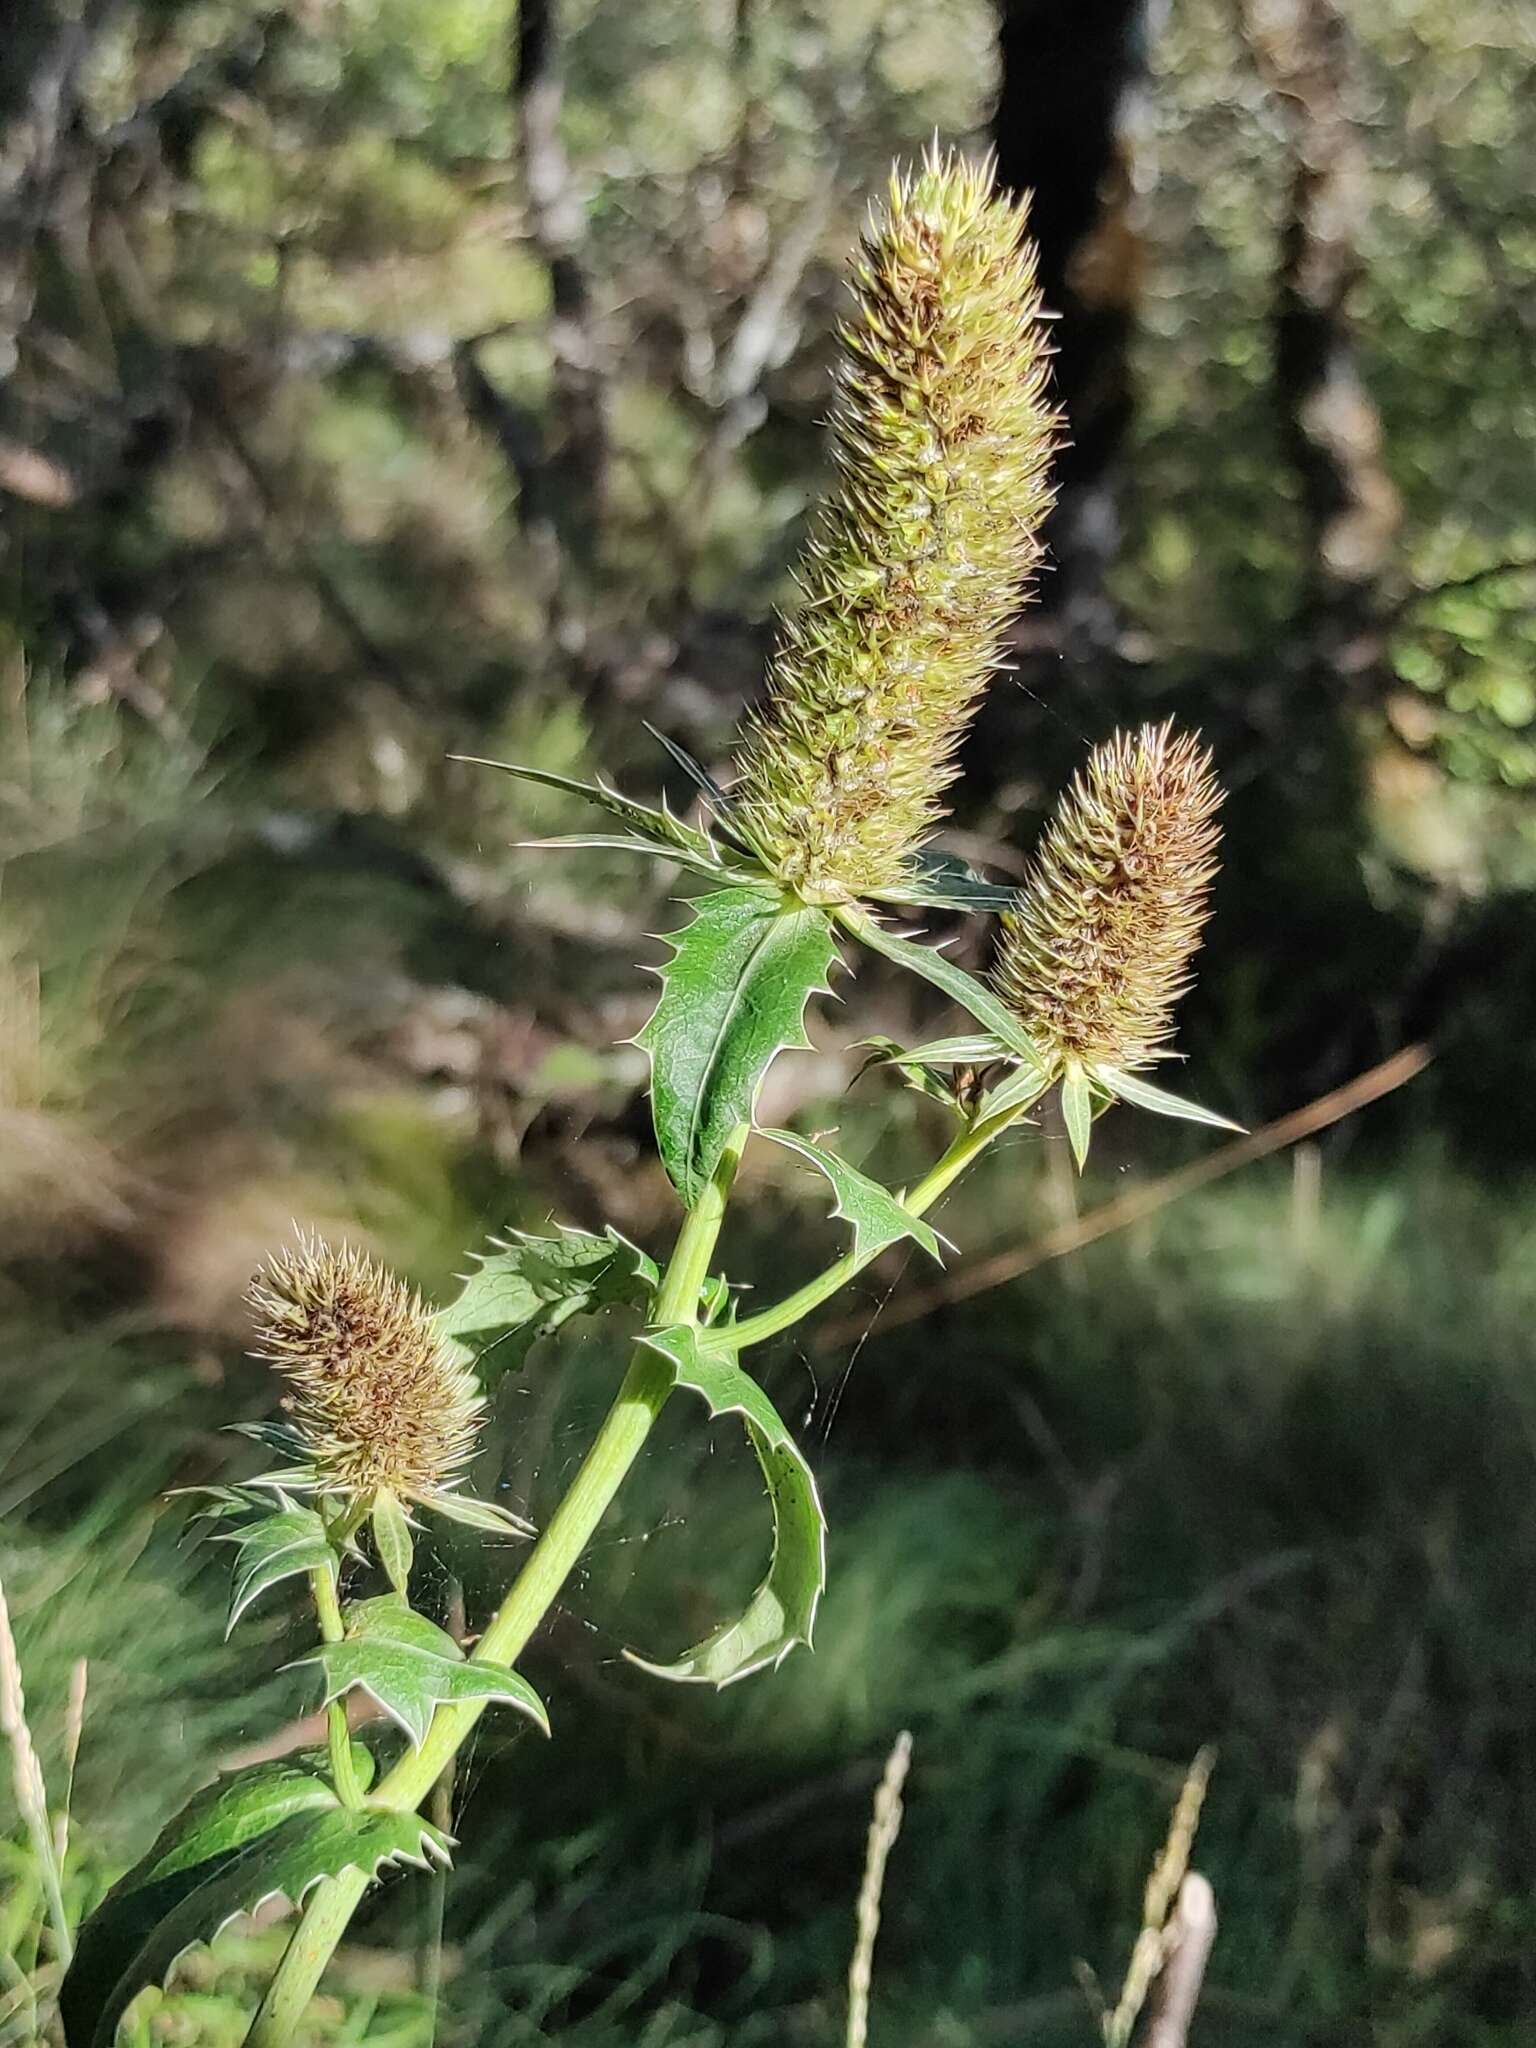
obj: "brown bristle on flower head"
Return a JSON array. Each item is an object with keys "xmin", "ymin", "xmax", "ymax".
[
  {"xmin": 994, "ymin": 723, "xmax": 1222, "ymax": 1072},
  {"xmin": 247, "ymin": 1236, "xmax": 483, "ymax": 1505},
  {"xmin": 730, "ymin": 147, "xmax": 1058, "ymax": 903}
]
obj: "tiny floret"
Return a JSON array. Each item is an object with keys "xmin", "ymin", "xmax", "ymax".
[
  {"xmin": 248, "ymin": 1236, "xmax": 484, "ymax": 1506},
  {"xmin": 730, "ymin": 147, "xmax": 1058, "ymax": 902},
  {"xmin": 994, "ymin": 723, "xmax": 1222, "ymax": 1072}
]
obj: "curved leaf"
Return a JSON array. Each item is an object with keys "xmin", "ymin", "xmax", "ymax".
[
  {"xmin": 66, "ymin": 1805, "xmax": 447, "ymax": 2048},
  {"xmin": 760, "ymin": 1128, "xmax": 944, "ymax": 1264},
  {"xmin": 292, "ymin": 1595, "xmax": 549, "ymax": 1746},
  {"xmin": 439, "ymin": 1225, "xmax": 658, "ymax": 1382},
  {"xmin": 637, "ymin": 888, "xmax": 837, "ymax": 1205},
  {"xmin": 625, "ymin": 1326, "xmax": 825, "ymax": 1686}
]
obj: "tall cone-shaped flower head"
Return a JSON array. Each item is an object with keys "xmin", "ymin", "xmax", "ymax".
[
  {"xmin": 248, "ymin": 1236, "xmax": 483, "ymax": 1505},
  {"xmin": 731, "ymin": 148, "xmax": 1058, "ymax": 902},
  {"xmin": 995, "ymin": 723, "xmax": 1222, "ymax": 1072}
]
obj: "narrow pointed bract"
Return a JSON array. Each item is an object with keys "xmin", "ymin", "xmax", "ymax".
[
  {"xmin": 248, "ymin": 1236, "xmax": 484, "ymax": 1509},
  {"xmin": 731, "ymin": 147, "xmax": 1058, "ymax": 902},
  {"xmin": 994, "ymin": 723, "xmax": 1222, "ymax": 1073}
]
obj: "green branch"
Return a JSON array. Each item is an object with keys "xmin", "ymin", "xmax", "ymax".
[{"xmin": 710, "ymin": 1097, "xmax": 1038, "ymax": 1357}]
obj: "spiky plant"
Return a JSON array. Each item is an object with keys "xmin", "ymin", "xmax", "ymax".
[
  {"xmin": 247, "ymin": 1237, "xmax": 484, "ymax": 1516},
  {"xmin": 729, "ymin": 147, "xmax": 1058, "ymax": 903},
  {"xmin": 994, "ymin": 722, "xmax": 1223, "ymax": 1076},
  {"xmin": 62, "ymin": 160, "xmax": 1247, "ymax": 2048}
]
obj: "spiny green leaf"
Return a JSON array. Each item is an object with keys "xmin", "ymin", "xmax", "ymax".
[
  {"xmin": 838, "ymin": 906, "xmax": 1045, "ymax": 1062},
  {"xmin": 637, "ymin": 888, "xmax": 838, "ymax": 1205},
  {"xmin": 626, "ymin": 1326, "xmax": 825, "ymax": 1686},
  {"xmin": 60, "ymin": 1759, "xmax": 353, "ymax": 2048},
  {"xmin": 439, "ymin": 1226, "xmax": 658, "ymax": 1381},
  {"xmin": 65, "ymin": 1803, "xmax": 447, "ymax": 2048},
  {"xmin": 760, "ymin": 1128, "xmax": 944, "ymax": 1264},
  {"xmin": 459, "ymin": 756, "xmax": 731, "ymax": 871},
  {"xmin": 217, "ymin": 1503, "xmax": 335, "ymax": 1635},
  {"xmin": 292, "ymin": 1595, "xmax": 549, "ymax": 1747},
  {"xmin": 1095, "ymin": 1064, "xmax": 1245, "ymax": 1132},
  {"xmin": 370, "ymin": 1490, "xmax": 414, "ymax": 1596},
  {"xmin": 1061, "ymin": 1065, "xmax": 1094, "ymax": 1172}
]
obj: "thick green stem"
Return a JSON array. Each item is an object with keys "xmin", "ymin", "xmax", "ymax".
[
  {"xmin": 242, "ymin": 1129, "xmax": 746, "ymax": 2048},
  {"xmin": 311, "ymin": 1569, "xmax": 364, "ymax": 1809},
  {"xmin": 709, "ymin": 1098, "xmax": 1035, "ymax": 1356}
]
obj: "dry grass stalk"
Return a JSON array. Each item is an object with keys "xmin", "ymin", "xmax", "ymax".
[
  {"xmin": 1104, "ymin": 1748, "xmax": 1215, "ymax": 2048},
  {"xmin": 846, "ymin": 1729, "xmax": 913, "ymax": 2048},
  {"xmin": 0, "ymin": 1572, "xmax": 73, "ymax": 1967}
]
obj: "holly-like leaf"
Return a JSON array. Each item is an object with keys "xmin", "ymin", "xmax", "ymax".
[
  {"xmin": 1096, "ymin": 1065, "xmax": 1245, "ymax": 1133},
  {"xmin": 60, "ymin": 1757, "xmax": 368, "ymax": 2048},
  {"xmin": 625, "ymin": 1326, "xmax": 825, "ymax": 1686},
  {"xmin": 837, "ymin": 906, "xmax": 1044, "ymax": 1063},
  {"xmin": 1061, "ymin": 1065, "xmax": 1094, "ymax": 1172},
  {"xmin": 216, "ymin": 1500, "xmax": 335, "ymax": 1636},
  {"xmin": 459, "ymin": 756, "xmax": 735, "ymax": 875},
  {"xmin": 64, "ymin": 1799, "xmax": 447, "ymax": 2048},
  {"xmin": 760, "ymin": 1128, "xmax": 944, "ymax": 1264},
  {"xmin": 871, "ymin": 847, "xmax": 1018, "ymax": 913},
  {"xmin": 439, "ymin": 1226, "xmax": 658, "ymax": 1381},
  {"xmin": 293, "ymin": 1595, "xmax": 549, "ymax": 1747},
  {"xmin": 637, "ymin": 888, "xmax": 838, "ymax": 1206}
]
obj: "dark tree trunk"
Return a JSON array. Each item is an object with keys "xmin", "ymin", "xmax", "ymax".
[
  {"xmin": 513, "ymin": 0, "xmax": 607, "ymax": 560},
  {"xmin": 1243, "ymin": 0, "xmax": 1400, "ymax": 690},
  {"xmin": 0, "ymin": 0, "xmax": 118, "ymax": 379},
  {"xmin": 992, "ymin": 0, "xmax": 1154, "ymax": 659}
]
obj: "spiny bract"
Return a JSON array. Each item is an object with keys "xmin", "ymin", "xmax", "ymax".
[
  {"xmin": 730, "ymin": 146, "xmax": 1058, "ymax": 902},
  {"xmin": 994, "ymin": 722, "xmax": 1223, "ymax": 1072},
  {"xmin": 248, "ymin": 1235, "xmax": 484, "ymax": 1506}
]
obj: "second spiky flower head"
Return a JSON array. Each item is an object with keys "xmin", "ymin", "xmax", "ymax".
[
  {"xmin": 731, "ymin": 148, "xmax": 1058, "ymax": 903},
  {"xmin": 248, "ymin": 1236, "xmax": 484, "ymax": 1516},
  {"xmin": 995, "ymin": 723, "xmax": 1223, "ymax": 1075}
]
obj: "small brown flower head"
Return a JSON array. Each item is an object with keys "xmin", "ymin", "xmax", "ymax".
[
  {"xmin": 730, "ymin": 147, "xmax": 1058, "ymax": 902},
  {"xmin": 247, "ymin": 1236, "xmax": 483, "ymax": 1506},
  {"xmin": 994, "ymin": 723, "xmax": 1222, "ymax": 1072}
]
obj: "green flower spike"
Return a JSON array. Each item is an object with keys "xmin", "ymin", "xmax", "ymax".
[
  {"xmin": 730, "ymin": 145, "xmax": 1058, "ymax": 904},
  {"xmin": 994, "ymin": 723, "xmax": 1228, "ymax": 1164}
]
